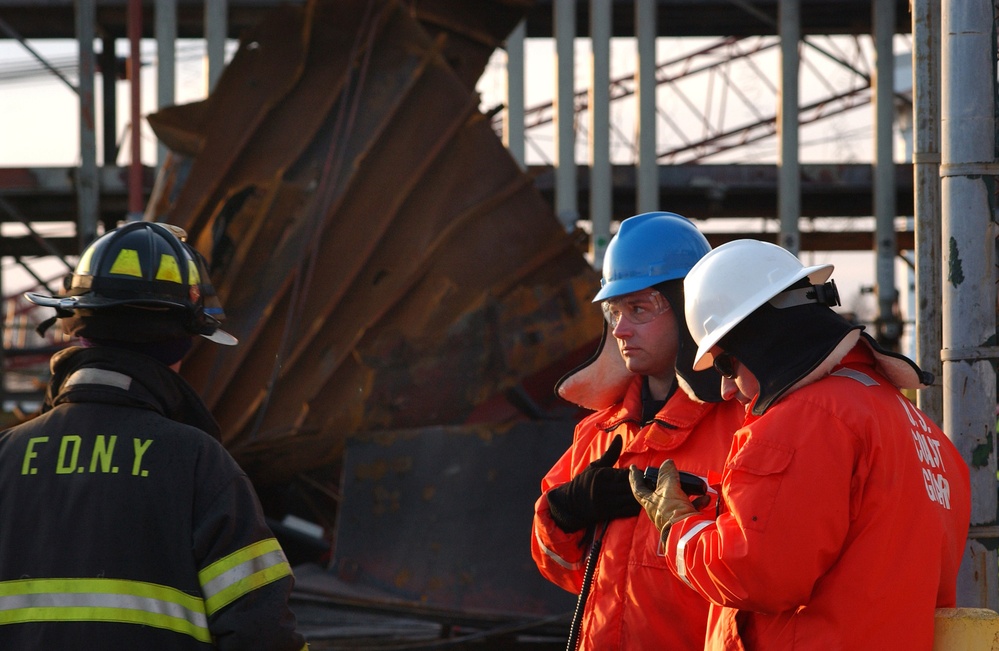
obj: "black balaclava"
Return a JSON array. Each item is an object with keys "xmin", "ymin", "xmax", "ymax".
[
  {"xmin": 655, "ymin": 279, "xmax": 724, "ymax": 403},
  {"xmin": 717, "ymin": 278, "xmax": 860, "ymax": 415},
  {"xmin": 62, "ymin": 307, "xmax": 195, "ymax": 366}
]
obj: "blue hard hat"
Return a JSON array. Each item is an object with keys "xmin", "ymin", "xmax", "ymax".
[{"xmin": 592, "ymin": 211, "xmax": 711, "ymax": 302}]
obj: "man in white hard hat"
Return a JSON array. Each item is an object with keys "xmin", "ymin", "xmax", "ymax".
[{"xmin": 629, "ymin": 239, "xmax": 970, "ymax": 650}]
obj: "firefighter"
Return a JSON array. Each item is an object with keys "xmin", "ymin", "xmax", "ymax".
[
  {"xmin": 0, "ymin": 221, "xmax": 308, "ymax": 650},
  {"xmin": 630, "ymin": 239, "xmax": 971, "ymax": 650},
  {"xmin": 531, "ymin": 212, "xmax": 745, "ymax": 650}
]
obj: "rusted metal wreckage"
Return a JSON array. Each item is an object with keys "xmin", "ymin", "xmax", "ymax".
[{"xmin": 144, "ymin": 0, "xmax": 598, "ymax": 642}]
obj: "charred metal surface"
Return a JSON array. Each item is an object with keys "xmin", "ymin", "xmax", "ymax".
[
  {"xmin": 330, "ymin": 421, "xmax": 576, "ymax": 617},
  {"xmin": 145, "ymin": 1, "xmax": 600, "ymax": 615}
]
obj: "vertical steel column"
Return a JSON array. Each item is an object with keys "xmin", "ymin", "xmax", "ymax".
[
  {"xmin": 873, "ymin": 0, "xmax": 900, "ymax": 348},
  {"xmin": 589, "ymin": 0, "xmax": 612, "ymax": 269},
  {"xmin": 205, "ymin": 0, "xmax": 228, "ymax": 91},
  {"xmin": 778, "ymin": 0, "xmax": 801, "ymax": 255},
  {"xmin": 99, "ymin": 36, "xmax": 117, "ymax": 166},
  {"xmin": 504, "ymin": 20, "xmax": 526, "ymax": 169},
  {"xmin": 635, "ymin": 0, "xmax": 657, "ymax": 213},
  {"xmin": 554, "ymin": 0, "xmax": 578, "ymax": 230},
  {"xmin": 127, "ymin": 0, "xmax": 143, "ymax": 221},
  {"xmin": 941, "ymin": 0, "xmax": 999, "ymax": 610},
  {"xmin": 156, "ymin": 0, "xmax": 177, "ymax": 169},
  {"xmin": 76, "ymin": 0, "xmax": 99, "ymax": 248},
  {"xmin": 912, "ymin": 0, "xmax": 943, "ymax": 422}
]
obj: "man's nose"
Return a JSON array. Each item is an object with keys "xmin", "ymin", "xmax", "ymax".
[
  {"xmin": 612, "ymin": 318, "xmax": 633, "ymax": 338},
  {"xmin": 720, "ymin": 375, "xmax": 739, "ymax": 401}
]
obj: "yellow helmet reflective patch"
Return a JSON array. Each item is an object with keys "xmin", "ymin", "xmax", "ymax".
[
  {"xmin": 76, "ymin": 244, "xmax": 97, "ymax": 275},
  {"xmin": 156, "ymin": 254, "xmax": 183, "ymax": 283},
  {"xmin": 188, "ymin": 260, "xmax": 201, "ymax": 285},
  {"xmin": 108, "ymin": 249, "xmax": 143, "ymax": 278}
]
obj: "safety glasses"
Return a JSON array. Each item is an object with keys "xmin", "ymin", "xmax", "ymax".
[
  {"xmin": 713, "ymin": 352, "xmax": 738, "ymax": 379},
  {"xmin": 601, "ymin": 290, "xmax": 670, "ymax": 328}
]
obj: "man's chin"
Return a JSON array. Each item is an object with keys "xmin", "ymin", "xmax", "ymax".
[{"xmin": 623, "ymin": 360, "xmax": 646, "ymax": 376}]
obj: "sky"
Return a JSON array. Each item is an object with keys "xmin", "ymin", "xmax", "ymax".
[{"xmin": 0, "ymin": 33, "xmax": 916, "ymax": 350}]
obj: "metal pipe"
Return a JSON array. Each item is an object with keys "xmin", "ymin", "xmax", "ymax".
[
  {"xmin": 554, "ymin": 0, "xmax": 577, "ymax": 230},
  {"xmin": 941, "ymin": 0, "xmax": 998, "ymax": 610},
  {"xmin": 156, "ymin": 0, "xmax": 177, "ymax": 169},
  {"xmin": 873, "ymin": 0, "xmax": 899, "ymax": 350},
  {"xmin": 99, "ymin": 37, "xmax": 118, "ymax": 165},
  {"xmin": 75, "ymin": 0, "xmax": 99, "ymax": 249},
  {"xmin": 0, "ymin": 16, "xmax": 78, "ymax": 93},
  {"xmin": 911, "ymin": 0, "xmax": 943, "ymax": 422},
  {"xmin": 635, "ymin": 0, "xmax": 657, "ymax": 213},
  {"xmin": 504, "ymin": 20, "xmax": 526, "ymax": 169},
  {"xmin": 778, "ymin": 0, "xmax": 801, "ymax": 255},
  {"xmin": 205, "ymin": 0, "xmax": 227, "ymax": 91},
  {"xmin": 128, "ymin": 0, "xmax": 143, "ymax": 220},
  {"xmin": 589, "ymin": 0, "xmax": 611, "ymax": 269}
]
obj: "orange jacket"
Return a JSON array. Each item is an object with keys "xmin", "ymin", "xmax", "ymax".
[
  {"xmin": 532, "ymin": 375, "xmax": 744, "ymax": 650},
  {"xmin": 664, "ymin": 343, "xmax": 971, "ymax": 650}
]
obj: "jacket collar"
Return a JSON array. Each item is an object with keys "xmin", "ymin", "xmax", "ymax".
[
  {"xmin": 596, "ymin": 374, "xmax": 715, "ymax": 449},
  {"xmin": 45, "ymin": 346, "xmax": 222, "ymax": 440}
]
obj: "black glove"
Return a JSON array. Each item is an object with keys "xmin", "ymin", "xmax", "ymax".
[{"xmin": 546, "ymin": 435, "xmax": 641, "ymax": 533}]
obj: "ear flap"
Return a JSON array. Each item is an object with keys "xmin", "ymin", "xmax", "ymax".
[
  {"xmin": 555, "ymin": 320, "xmax": 634, "ymax": 411},
  {"xmin": 859, "ymin": 331, "xmax": 934, "ymax": 390}
]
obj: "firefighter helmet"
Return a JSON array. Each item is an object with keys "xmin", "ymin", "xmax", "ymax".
[
  {"xmin": 25, "ymin": 221, "xmax": 237, "ymax": 345},
  {"xmin": 593, "ymin": 212, "xmax": 711, "ymax": 302}
]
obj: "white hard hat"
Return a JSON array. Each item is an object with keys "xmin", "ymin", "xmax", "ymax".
[{"xmin": 684, "ymin": 239, "xmax": 833, "ymax": 371}]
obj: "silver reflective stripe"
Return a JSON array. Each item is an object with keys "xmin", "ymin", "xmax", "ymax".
[
  {"xmin": 64, "ymin": 368, "xmax": 132, "ymax": 391},
  {"xmin": 0, "ymin": 578, "xmax": 210, "ymax": 642},
  {"xmin": 534, "ymin": 528, "xmax": 583, "ymax": 571},
  {"xmin": 675, "ymin": 520, "xmax": 714, "ymax": 588},
  {"xmin": 831, "ymin": 367, "xmax": 878, "ymax": 386},
  {"xmin": 0, "ymin": 591, "xmax": 206, "ymax": 624},
  {"xmin": 199, "ymin": 540, "xmax": 293, "ymax": 614},
  {"xmin": 200, "ymin": 548, "xmax": 288, "ymax": 602}
]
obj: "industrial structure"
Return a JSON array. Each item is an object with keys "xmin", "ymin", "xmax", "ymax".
[{"xmin": 0, "ymin": 0, "xmax": 995, "ymax": 646}]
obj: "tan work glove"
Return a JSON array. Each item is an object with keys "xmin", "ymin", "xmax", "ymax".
[{"xmin": 628, "ymin": 459, "xmax": 700, "ymax": 538}]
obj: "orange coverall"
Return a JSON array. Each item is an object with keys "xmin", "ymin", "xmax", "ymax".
[
  {"xmin": 663, "ymin": 343, "xmax": 971, "ymax": 650},
  {"xmin": 532, "ymin": 375, "xmax": 744, "ymax": 650}
]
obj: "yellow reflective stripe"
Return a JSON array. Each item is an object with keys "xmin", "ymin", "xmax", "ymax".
[
  {"xmin": 108, "ymin": 249, "xmax": 143, "ymax": 277},
  {"xmin": 198, "ymin": 539, "xmax": 292, "ymax": 615},
  {"xmin": 188, "ymin": 259, "xmax": 201, "ymax": 284},
  {"xmin": 0, "ymin": 577, "xmax": 210, "ymax": 643},
  {"xmin": 155, "ymin": 253, "xmax": 183, "ymax": 283},
  {"xmin": 77, "ymin": 244, "xmax": 96, "ymax": 275}
]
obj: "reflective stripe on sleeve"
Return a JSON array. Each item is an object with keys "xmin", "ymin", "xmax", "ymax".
[
  {"xmin": 0, "ymin": 577, "xmax": 210, "ymax": 642},
  {"xmin": 675, "ymin": 520, "xmax": 714, "ymax": 588},
  {"xmin": 198, "ymin": 538, "xmax": 292, "ymax": 615},
  {"xmin": 533, "ymin": 527, "xmax": 584, "ymax": 571}
]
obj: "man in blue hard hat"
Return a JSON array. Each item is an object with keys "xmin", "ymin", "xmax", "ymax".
[{"xmin": 531, "ymin": 212, "xmax": 743, "ymax": 650}]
